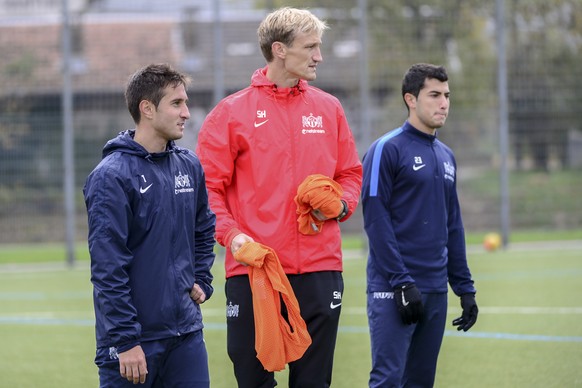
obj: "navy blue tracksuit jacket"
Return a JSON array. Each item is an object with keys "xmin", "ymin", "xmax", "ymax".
[
  {"xmin": 84, "ymin": 130, "xmax": 216, "ymax": 355},
  {"xmin": 361, "ymin": 121, "xmax": 475, "ymax": 295}
]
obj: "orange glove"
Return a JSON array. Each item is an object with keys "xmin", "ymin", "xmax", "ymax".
[{"xmin": 294, "ymin": 174, "xmax": 344, "ymax": 235}]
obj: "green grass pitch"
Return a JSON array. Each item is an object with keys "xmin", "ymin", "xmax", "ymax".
[{"xmin": 0, "ymin": 241, "xmax": 581, "ymax": 387}]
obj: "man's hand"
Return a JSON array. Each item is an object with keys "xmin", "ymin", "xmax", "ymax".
[
  {"xmin": 452, "ymin": 293, "xmax": 478, "ymax": 331},
  {"xmin": 394, "ymin": 283, "xmax": 423, "ymax": 325},
  {"xmin": 230, "ymin": 233, "xmax": 254, "ymax": 255},
  {"xmin": 190, "ymin": 283, "xmax": 206, "ymax": 304},
  {"xmin": 118, "ymin": 345, "xmax": 148, "ymax": 384},
  {"xmin": 311, "ymin": 208, "xmax": 328, "ymax": 221},
  {"xmin": 311, "ymin": 200, "xmax": 347, "ymax": 222}
]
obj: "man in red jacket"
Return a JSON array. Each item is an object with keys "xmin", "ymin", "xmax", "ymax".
[{"xmin": 196, "ymin": 7, "xmax": 362, "ymax": 388}]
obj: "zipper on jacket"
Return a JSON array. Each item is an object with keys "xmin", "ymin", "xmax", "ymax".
[
  {"xmin": 286, "ymin": 96, "xmax": 302, "ymax": 274},
  {"xmin": 164, "ymin": 157, "xmax": 182, "ymax": 336}
]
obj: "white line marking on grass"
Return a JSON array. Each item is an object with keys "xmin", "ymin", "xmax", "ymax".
[
  {"xmin": 475, "ymin": 306, "xmax": 582, "ymax": 314},
  {"xmin": 0, "ymin": 291, "xmax": 91, "ymax": 300},
  {"xmin": 336, "ymin": 327, "xmax": 582, "ymax": 343},
  {"xmin": 2, "ymin": 317, "xmax": 581, "ymax": 343},
  {"xmin": 444, "ymin": 330, "xmax": 582, "ymax": 343},
  {"xmin": 0, "ymin": 261, "xmax": 89, "ymax": 273},
  {"xmin": 311, "ymin": 326, "xmax": 582, "ymax": 343},
  {"xmin": 3, "ymin": 305, "xmax": 577, "ymax": 325},
  {"xmin": 202, "ymin": 306, "xmax": 582, "ymax": 317},
  {"xmin": 0, "ymin": 292, "xmax": 45, "ymax": 300},
  {"xmin": 332, "ymin": 306, "xmax": 582, "ymax": 315},
  {"xmin": 0, "ymin": 317, "xmax": 94, "ymax": 326}
]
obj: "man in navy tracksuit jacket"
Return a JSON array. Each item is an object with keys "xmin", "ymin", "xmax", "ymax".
[
  {"xmin": 84, "ymin": 64, "xmax": 216, "ymax": 387},
  {"xmin": 362, "ymin": 63, "xmax": 478, "ymax": 387}
]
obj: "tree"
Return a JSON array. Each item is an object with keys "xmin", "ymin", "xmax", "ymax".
[{"xmin": 507, "ymin": 0, "xmax": 582, "ymax": 170}]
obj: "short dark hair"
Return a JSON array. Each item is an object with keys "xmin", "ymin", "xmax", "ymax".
[
  {"xmin": 401, "ymin": 63, "xmax": 448, "ymax": 110},
  {"xmin": 125, "ymin": 63, "xmax": 191, "ymax": 124}
]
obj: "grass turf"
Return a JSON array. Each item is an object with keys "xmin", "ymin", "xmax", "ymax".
[
  {"xmin": 0, "ymin": 228, "xmax": 581, "ymax": 265},
  {"xmin": 0, "ymin": 241, "xmax": 581, "ymax": 387}
]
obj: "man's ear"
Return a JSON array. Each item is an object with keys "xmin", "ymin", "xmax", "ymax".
[
  {"xmin": 272, "ymin": 41, "xmax": 286, "ymax": 60},
  {"xmin": 404, "ymin": 93, "xmax": 416, "ymax": 110},
  {"xmin": 139, "ymin": 100, "xmax": 154, "ymax": 120}
]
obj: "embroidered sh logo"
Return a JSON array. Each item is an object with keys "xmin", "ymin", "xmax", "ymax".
[
  {"xmin": 330, "ymin": 290, "xmax": 342, "ymax": 309},
  {"xmin": 254, "ymin": 110, "xmax": 268, "ymax": 128}
]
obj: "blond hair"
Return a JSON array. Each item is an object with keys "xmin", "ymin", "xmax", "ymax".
[{"xmin": 257, "ymin": 7, "xmax": 328, "ymax": 62}]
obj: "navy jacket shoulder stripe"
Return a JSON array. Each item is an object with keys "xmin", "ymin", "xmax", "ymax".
[{"xmin": 369, "ymin": 127, "xmax": 403, "ymax": 197}]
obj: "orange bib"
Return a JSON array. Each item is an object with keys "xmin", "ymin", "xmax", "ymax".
[{"xmin": 234, "ymin": 242, "xmax": 312, "ymax": 371}]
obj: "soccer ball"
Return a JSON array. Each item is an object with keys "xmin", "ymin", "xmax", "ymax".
[{"xmin": 483, "ymin": 232, "xmax": 502, "ymax": 251}]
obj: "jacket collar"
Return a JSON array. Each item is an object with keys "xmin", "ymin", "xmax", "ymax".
[
  {"xmin": 250, "ymin": 66, "xmax": 307, "ymax": 97},
  {"xmin": 102, "ymin": 129, "xmax": 183, "ymax": 160},
  {"xmin": 403, "ymin": 121, "xmax": 437, "ymax": 143}
]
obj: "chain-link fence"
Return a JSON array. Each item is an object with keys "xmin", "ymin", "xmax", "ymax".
[{"xmin": 1, "ymin": 0, "xmax": 581, "ymax": 245}]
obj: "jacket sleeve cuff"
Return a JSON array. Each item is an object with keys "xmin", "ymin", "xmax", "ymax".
[
  {"xmin": 338, "ymin": 197, "xmax": 356, "ymax": 222},
  {"xmin": 196, "ymin": 281, "xmax": 214, "ymax": 301},
  {"xmin": 336, "ymin": 200, "xmax": 349, "ymax": 221},
  {"xmin": 117, "ymin": 340, "xmax": 141, "ymax": 354},
  {"xmin": 223, "ymin": 227, "xmax": 243, "ymax": 251}
]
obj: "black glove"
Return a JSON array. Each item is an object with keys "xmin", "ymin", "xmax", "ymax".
[
  {"xmin": 394, "ymin": 283, "xmax": 423, "ymax": 324},
  {"xmin": 452, "ymin": 293, "xmax": 478, "ymax": 331}
]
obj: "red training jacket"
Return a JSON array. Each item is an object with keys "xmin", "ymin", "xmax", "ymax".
[{"xmin": 196, "ymin": 67, "xmax": 362, "ymax": 278}]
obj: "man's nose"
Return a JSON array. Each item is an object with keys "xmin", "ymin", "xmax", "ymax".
[
  {"xmin": 182, "ymin": 105, "xmax": 191, "ymax": 119},
  {"xmin": 313, "ymin": 47, "xmax": 323, "ymax": 62}
]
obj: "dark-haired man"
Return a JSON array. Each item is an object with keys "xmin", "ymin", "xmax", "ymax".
[
  {"xmin": 362, "ymin": 63, "xmax": 478, "ymax": 387},
  {"xmin": 84, "ymin": 63, "xmax": 215, "ymax": 387}
]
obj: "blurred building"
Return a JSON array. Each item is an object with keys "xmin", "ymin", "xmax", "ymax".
[
  {"xmin": 0, "ymin": 0, "xmax": 374, "ymax": 241},
  {"xmin": 0, "ymin": 0, "xmax": 367, "ymax": 99}
]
